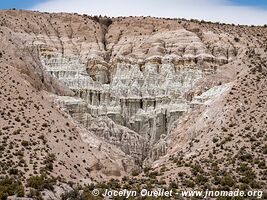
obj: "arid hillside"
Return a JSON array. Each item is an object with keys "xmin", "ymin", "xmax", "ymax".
[{"xmin": 0, "ymin": 10, "xmax": 266, "ymax": 199}]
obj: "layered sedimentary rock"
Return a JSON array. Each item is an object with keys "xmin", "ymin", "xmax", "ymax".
[
  {"xmin": 41, "ymin": 52, "xmax": 215, "ymax": 145},
  {"xmin": 36, "ymin": 23, "xmax": 235, "ymax": 161},
  {"xmin": 1, "ymin": 10, "xmax": 247, "ymax": 163},
  {"xmin": 52, "ymin": 95, "xmax": 148, "ymax": 163},
  {"xmin": 39, "ymin": 50, "xmax": 223, "ymax": 163}
]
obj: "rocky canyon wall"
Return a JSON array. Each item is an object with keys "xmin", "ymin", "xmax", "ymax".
[{"xmin": 1, "ymin": 10, "xmax": 249, "ymax": 163}]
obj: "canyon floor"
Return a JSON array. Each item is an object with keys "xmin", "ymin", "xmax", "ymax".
[{"xmin": 0, "ymin": 10, "xmax": 266, "ymax": 199}]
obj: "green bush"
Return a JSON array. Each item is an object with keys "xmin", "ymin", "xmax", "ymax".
[
  {"xmin": 21, "ymin": 140, "xmax": 29, "ymax": 147},
  {"xmin": 0, "ymin": 176, "xmax": 25, "ymax": 199},
  {"xmin": 240, "ymin": 170, "xmax": 256, "ymax": 184},
  {"xmin": 184, "ymin": 180, "xmax": 195, "ymax": 187},
  {"xmin": 263, "ymin": 145, "xmax": 267, "ymax": 154},
  {"xmin": 195, "ymin": 174, "xmax": 208, "ymax": 184},
  {"xmin": 191, "ymin": 164, "xmax": 204, "ymax": 175},
  {"xmin": 27, "ymin": 175, "xmax": 56, "ymax": 191},
  {"xmin": 43, "ymin": 153, "xmax": 56, "ymax": 172},
  {"xmin": 131, "ymin": 170, "xmax": 140, "ymax": 176},
  {"xmin": 220, "ymin": 174, "xmax": 235, "ymax": 187}
]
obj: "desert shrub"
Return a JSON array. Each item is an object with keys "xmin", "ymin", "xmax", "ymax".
[
  {"xmin": 234, "ymin": 37, "xmax": 240, "ymax": 42},
  {"xmin": 107, "ymin": 179, "xmax": 120, "ymax": 189},
  {"xmin": 131, "ymin": 170, "xmax": 140, "ymax": 177},
  {"xmin": 169, "ymin": 181, "xmax": 178, "ymax": 189},
  {"xmin": 220, "ymin": 174, "xmax": 235, "ymax": 187},
  {"xmin": 184, "ymin": 180, "xmax": 195, "ymax": 187},
  {"xmin": 195, "ymin": 174, "xmax": 208, "ymax": 184},
  {"xmin": 61, "ymin": 189, "xmax": 80, "ymax": 200},
  {"xmin": 27, "ymin": 174, "xmax": 56, "ymax": 191},
  {"xmin": 8, "ymin": 168, "xmax": 19, "ymax": 175},
  {"xmin": 237, "ymin": 163, "xmax": 250, "ymax": 173},
  {"xmin": 191, "ymin": 164, "xmax": 204, "ymax": 175},
  {"xmin": 263, "ymin": 145, "xmax": 267, "ymax": 154},
  {"xmin": 41, "ymin": 123, "xmax": 48, "ymax": 128},
  {"xmin": 212, "ymin": 176, "xmax": 221, "ymax": 185},
  {"xmin": 0, "ymin": 177, "xmax": 24, "ymax": 199},
  {"xmin": 43, "ymin": 153, "xmax": 56, "ymax": 172},
  {"xmin": 144, "ymin": 167, "xmax": 151, "ymax": 173},
  {"xmin": 0, "ymin": 145, "xmax": 5, "ymax": 152},
  {"xmin": 212, "ymin": 137, "xmax": 219, "ymax": 143},
  {"xmin": 238, "ymin": 149, "xmax": 253, "ymax": 161},
  {"xmin": 14, "ymin": 116, "xmax": 20, "ymax": 122},
  {"xmin": 21, "ymin": 140, "xmax": 29, "ymax": 147},
  {"xmin": 240, "ymin": 170, "xmax": 256, "ymax": 184},
  {"xmin": 147, "ymin": 171, "xmax": 159, "ymax": 179},
  {"xmin": 27, "ymin": 189, "xmax": 43, "ymax": 200},
  {"xmin": 222, "ymin": 127, "xmax": 228, "ymax": 132}
]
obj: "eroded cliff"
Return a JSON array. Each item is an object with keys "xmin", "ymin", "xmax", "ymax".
[{"xmin": 0, "ymin": 11, "xmax": 267, "ymax": 196}]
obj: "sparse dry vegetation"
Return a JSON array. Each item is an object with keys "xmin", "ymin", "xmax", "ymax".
[{"xmin": 0, "ymin": 9, "xmax": 266, "ymax": 199}]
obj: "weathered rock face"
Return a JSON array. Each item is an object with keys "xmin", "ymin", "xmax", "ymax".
[
  {"xmin": 39, "ymin": 51, "xmax": 221, "ymax": 164},
  {"xmin": 40, "ymin": 51, "xmax": 217, "ymax": 143},
  {"xmin": 29, "ymin": 15, "xmax": 240, "ymax": 162},
  {"xmin": 52, "ymin": 95, "xmax": 149, "ymax": 163},
  {"xmin": 3, "ymin": 10, "xmax": 257, "ymax": 164}
]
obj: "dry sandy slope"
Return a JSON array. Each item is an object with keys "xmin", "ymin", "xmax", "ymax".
[
  {"xmin": 0, "ymin": 64, "xmax": 135, "ymax": 185},
  {"xmin": 149, "ymin": 57, "xmax": 267, "ymax": 192}
]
